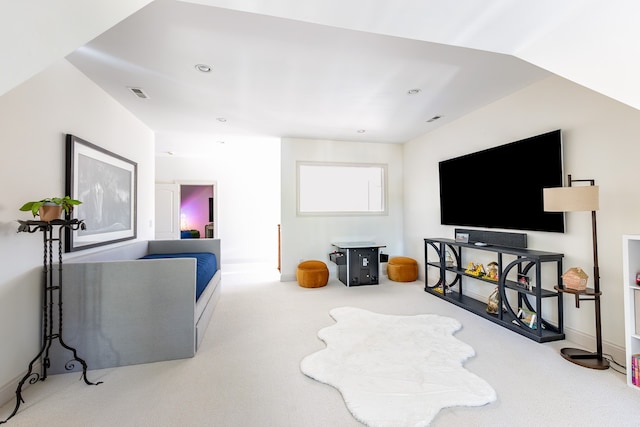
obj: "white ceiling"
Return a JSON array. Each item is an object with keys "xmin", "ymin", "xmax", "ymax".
[
  {"xmin": 65, "ymin": 0, "xmax": 554, "ymax": 153},
  {"xmin": 5, "ymin": 1, "xmax": 640, "ymax": 154}
]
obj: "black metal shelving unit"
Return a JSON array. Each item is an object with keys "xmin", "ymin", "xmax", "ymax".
[
  {"xmin": 1, "ymin": 219, "xmax": 101, "ymax": 424},
  {"xmin": 424, "ymin": 237, "xmax": 565, "ymax": 343}
]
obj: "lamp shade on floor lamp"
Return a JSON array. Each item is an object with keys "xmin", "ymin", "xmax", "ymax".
[{"xmin": 543, "ymin": 176, "xmax": 609, "ymax": 370}]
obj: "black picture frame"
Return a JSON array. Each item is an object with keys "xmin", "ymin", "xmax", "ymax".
[{"xmin": 65, "ymin": 134, "xmax": 137, "ymax": 252}]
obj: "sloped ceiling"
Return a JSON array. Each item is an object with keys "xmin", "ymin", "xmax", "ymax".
[
  {"xmin": 66, "ymin": 0, "xmax": 550, "ymax": 149},
  {"xmin": 0, "ymin": 0, "xmax": 153, "ymax": 97},
  {"xmin": 186, "ymin": 0, "xmax": 640, "ymax": 109},
  {"xmin": 3, "ymin": 0, "xmax": 639, "ymax": 152}
]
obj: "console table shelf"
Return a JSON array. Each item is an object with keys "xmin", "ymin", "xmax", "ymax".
[{"xmin": 424, "ymin": 238, "xmax": 565, "ymax": 343}]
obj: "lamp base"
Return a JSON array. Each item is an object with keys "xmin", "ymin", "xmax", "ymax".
[{"xmin": 560, "ymin": 347, "xmax": 609, "ymax": 370}]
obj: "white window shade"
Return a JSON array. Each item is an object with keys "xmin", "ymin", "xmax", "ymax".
[{"xmin": 297, "ymin": 162, "xmax": 387, "ymax": 215}]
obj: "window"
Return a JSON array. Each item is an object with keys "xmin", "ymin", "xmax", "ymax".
[{"xmin": 297, "ymin": 162, "xmax": 387, "ymax": 215}]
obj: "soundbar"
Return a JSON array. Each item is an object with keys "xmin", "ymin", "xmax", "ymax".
[{"xmin": 454, "ymin": 228, "xmax": 527, "ymax": 249}]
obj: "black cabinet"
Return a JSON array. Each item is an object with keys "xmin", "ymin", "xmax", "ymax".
[
  {"xmin": 424, "ymin": 238, "xmax": 565, "ymax": 343},
  {"xmin": 331, "ymin": 242, "xmax": 386, "ymax": 286}
]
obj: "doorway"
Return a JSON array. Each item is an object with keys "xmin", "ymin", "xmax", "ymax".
[
  {"xmin": 180, "ymin": 184, "xmax": 214, "ymax": 238},
  {"xmin": 155, "ymin": 182, "xmax": 217, "ymax": 240}
]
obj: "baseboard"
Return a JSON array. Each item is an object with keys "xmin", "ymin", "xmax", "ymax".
[
  {"xmin": 281, "ymin": 269, "xmax": 341, "ymax": 283},
  {"xmin": 450, "ymin": 289, "xmax": 625, "ymax": 364},
  {"xmin": 280, "ymin": 273, "xmax": 296, "ymax": 282},
  {"xmin": 0, "ymin": 362, "xmax": 41, "ymax": 410},
  {"xmin": 562, "ymin": 325, "xmax": 626, "ymax": 367}
]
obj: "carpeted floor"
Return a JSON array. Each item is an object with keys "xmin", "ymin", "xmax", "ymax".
[{"xmin": 2, "ymin": 263, "xmax": 640, "ymax": 426}]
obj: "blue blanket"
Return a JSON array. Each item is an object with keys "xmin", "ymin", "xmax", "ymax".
[{"xmin": 139, "ymin": 252, "xmax": 217, "ymax": 301}]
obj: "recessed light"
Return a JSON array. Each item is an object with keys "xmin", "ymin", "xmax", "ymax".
[
  {"xmin": 216, "ymin": 117, "xmax": 227, "ymax": 122},
  {"xmin": 357, "ymin": 129, "xmax": 366, "ymax": 133},
  {"xmin": 407, "ymin": 88, "xmax": 421, "ymax": 95},
  {"xmin": 195, "ymin": 64, "xmax": 212, "ymax": 73},
  {"xmin": 426, "ymin": 115, "xmax": 443, "ymax": 123}
]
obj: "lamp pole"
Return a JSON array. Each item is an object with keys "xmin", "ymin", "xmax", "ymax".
[
  {"xmin": 560, "ymin": 175, "xmax": 608, "ymax": 369},
  {"xmin": 591, "ymin": 206, "xmax": 603, "ymax": 360}
]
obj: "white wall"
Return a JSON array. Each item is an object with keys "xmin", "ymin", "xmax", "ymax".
[
  {"xmin": 0, "ymin": 59, "xmax": 154, "ymax": 396},
  {"xmin": 403, "ymin": 75, "xmax": 640, "ymax": 357},
  {"xmin": 155, "ymin": 137, "xmax": 281, "ymax": 266},
  {"xmin": 0, "ymin": 0, "xmax": 154, "ymax": 97},
  {"xmin": 280, "ymin": 138, "xmax": 404, "ymax": 281}
]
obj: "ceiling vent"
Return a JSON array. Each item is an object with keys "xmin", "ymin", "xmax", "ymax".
[{"xmin": 128, "ymin": 87, "xmax": 149, "ymax": 99}]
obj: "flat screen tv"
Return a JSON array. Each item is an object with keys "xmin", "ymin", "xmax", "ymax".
[{"xmin": 439, "ymin": 129, "xmax": 565, "ymax": 233}]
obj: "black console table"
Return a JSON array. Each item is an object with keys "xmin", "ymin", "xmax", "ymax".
[
  {"xmin": 1, "ymin": 220, "xmax": 101, "ymax": 424},
  {"xmin": 330, "ymin": 242, "xmax": 386, "ymax": 286},
  {"xmin": 424, "ymin": 238, "xmax": 565, "ymax": 343}
]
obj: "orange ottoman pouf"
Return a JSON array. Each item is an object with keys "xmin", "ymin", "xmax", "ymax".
[
  {"xmin": 296, "ymin": 260, "xmax": 329, "ymax": 288},
  {"xmin": 387, "ymin": 257, "xmax": 418, "ymax": 282}
]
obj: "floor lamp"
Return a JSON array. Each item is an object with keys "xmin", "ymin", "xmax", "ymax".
[{"xmin": 543, "ymin": 174, "xmax": 609, "ymax": 370}]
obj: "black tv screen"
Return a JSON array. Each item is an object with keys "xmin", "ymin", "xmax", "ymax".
[{"xmin": 439, "ymin": 129, "xmax": 565, "ymax": 233}]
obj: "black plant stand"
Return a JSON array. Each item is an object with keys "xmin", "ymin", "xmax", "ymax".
[{"xmin": 1, "ymin": 219, "xmax": 101, "ymax": 424}]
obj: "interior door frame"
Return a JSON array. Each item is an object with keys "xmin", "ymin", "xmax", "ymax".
[{"xmin": 177, "ymin": 180, "xmax": 218, "ymax": 239}]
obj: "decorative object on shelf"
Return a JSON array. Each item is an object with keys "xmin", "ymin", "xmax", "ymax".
[
  {"xmin": 562, "ymin": 267, "xmax": 588, "ymax": 291},
  {"xmin": 636, "ymin": 272, "xmax": 640, "ymax": 286},
  {"xmin": 19, "ymin": 196, "xmax": 82, "ymax": 222},
  {"xmin": 622, "ymin": 235, "xmax": 640, "ymax": 387},
  {"xmin": 434, "ymin": 281, "xmax": 452, "ymax": 295},
  {"xmin": 517, "ymin": 274, "xmax": 531, "ymax": 290},
  {"xmin": 445, "ymin": 250, "xmax": 455, "ymax": 267},
  {"xmin": 455, "ymin": 232, "xmax": 469, "ymax": 243},
  {"xmin": 544, "ymin": 174, "xmax": 609, "ymax": 370},
  {"xmin": 464, "ymin": 261, "xmax": 476, "ymax": 274},
  {"xmin": 517, "ymin": 307, "xmax": 537, "ymax": 329},
  {"xmin": 632, "ymin": 354, "xmax": 640, "ymax": 386},
  {"xmin": 464, "ymin": 262, "xmax": 485, "ymax": 277},
  {"xmin": 65, "ymin": 134, "xmax": 137, "ymax": 252},
  {"xmin": 473, "ymin": 264, "xmax": 485, "ymax": 277},
  {"xmin": 486, "ymin": 287, "xmax": 500, "ymax": 314},
  {"xmin": 486, "ymin": 261, "xmax": 499, "ymax": 281}
]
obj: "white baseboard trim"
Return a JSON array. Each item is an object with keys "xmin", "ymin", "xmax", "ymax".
[
  {"xmin": 443, "ymin": 288, "xmax": 626, "ymax": 366},
  {"xmin": 280, "ymin": 273, "xmax": 295, "ymax": 282},
  {"xmin": 562, "ymin": 325, "xmax": 626, "ymax": 367},
  {"xmin": 0, "ymin": 362, "xmax": 41, "ymax": 411}
]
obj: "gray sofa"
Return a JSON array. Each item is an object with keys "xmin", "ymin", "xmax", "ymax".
[{"xmin": 49, "ymin": 238, "xmax": 222, "ymax": 373}]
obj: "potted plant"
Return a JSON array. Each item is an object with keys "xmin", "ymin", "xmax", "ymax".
[{"xmin": 19, "ymin": 196, "xmax": 82, "ymax": 222}]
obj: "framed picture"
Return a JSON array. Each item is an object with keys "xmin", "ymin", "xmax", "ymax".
[
  {"xmin": 65, "ymin": 134, "xmax": 137, "ymax": 252},
  {"xmin": 455, "ymin": 232, "xmax": 469, "ymax": 243}
]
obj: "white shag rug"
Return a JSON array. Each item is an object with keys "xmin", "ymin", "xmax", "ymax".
[{"xmin": 300, "ymin": 307, "xmax": 497, "ymax": 427}]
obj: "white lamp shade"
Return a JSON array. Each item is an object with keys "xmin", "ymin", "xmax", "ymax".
[{"xmin": 543, "ymin": 185, "xmax": 599, "ymax": 212}]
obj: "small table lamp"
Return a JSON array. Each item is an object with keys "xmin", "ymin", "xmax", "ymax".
[{"xmin": 543, "ymin": 174, "xmax": 609, "ymax": 370}]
